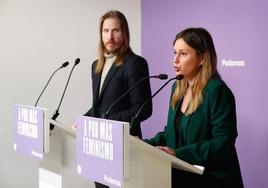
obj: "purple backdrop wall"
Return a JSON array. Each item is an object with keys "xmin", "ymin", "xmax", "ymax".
[{"xmin": 141, "ymin": 0, "xmax": 268, "ymax": 187}]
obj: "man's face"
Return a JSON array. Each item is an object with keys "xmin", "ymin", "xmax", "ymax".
[{"xmin": 102, "ymin": 18, "xmax": 124, "ymax": 53}]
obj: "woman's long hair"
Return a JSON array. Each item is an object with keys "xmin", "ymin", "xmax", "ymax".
[
  {"xmin": 171, "ymin": 28, "xmax": 220, "ymax": 114},
  {"xmin": 95, "ymin": 10, "xmax": 131, "ymax": 74}
]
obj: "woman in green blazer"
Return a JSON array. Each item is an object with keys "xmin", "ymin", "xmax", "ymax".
[{"xmin": 144, "ymin": 28, "xmax": 243, "ymax": 188}]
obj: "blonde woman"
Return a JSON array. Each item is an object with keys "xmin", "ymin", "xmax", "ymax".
[{"xmin": 144, "ymin": 28, "xmax": 243, "ymax": 188}]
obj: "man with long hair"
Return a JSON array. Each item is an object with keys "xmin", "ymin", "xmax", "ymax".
[{"xmin": 84, "ymin": 10, "xmax": 152, "ymax": 188}]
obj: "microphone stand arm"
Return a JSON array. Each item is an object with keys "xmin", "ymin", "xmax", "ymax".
[
  {"xmin": 34, "ymin": 67, "xmax": 61, "ymax": 107},
  {"xmin": 104, "ymin": 75, "xmax": 155, "ymax": 119},
  {"xmin": 50, "ymin": 63, "xmax": 78, "ymax": 130},
  {"xmin": 130, "ymin": 77, "xmax": 178, "ymax": 129}
]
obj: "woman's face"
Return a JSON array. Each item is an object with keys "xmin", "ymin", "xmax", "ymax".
[{"xmin": 173, "ymin": 38, "xmax": 203, "ymax": 81}]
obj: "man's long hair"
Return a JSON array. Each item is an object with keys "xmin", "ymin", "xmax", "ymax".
[
  {"xmin": 95, "ymin": 10, "xmax": 131, "ymax": 73},
  {"xmin": 171, "ymin": 28, "xmax": 220, "ymax": 114}
]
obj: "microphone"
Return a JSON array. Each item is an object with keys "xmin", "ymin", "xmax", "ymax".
[
  {"xmin": 152, "ymin": 74, "xmax": 168, "ymax": 80},
  {"xmin": 34, "ymin": 61, "xmax": 69, "ymax": 107},
  {"xmin": 104, "ymin": 74, "xmax": 168, "ymax": 119},
  {"xmin": 50, "ymin": 58, "xmax": 80, "ymax": 130},
  {"xmin": 130, "ymin": 74, "xmax": 184, "ymax": 128}
]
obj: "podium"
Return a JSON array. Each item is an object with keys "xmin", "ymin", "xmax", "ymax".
[
  {"xmin": 124, "ymin": 136, "xmax": 204, "ymax": 188},
  {"xmin": 14, "ymin": 106, "xmax": 204, "ymax": 188},
  {"xmin": 38, "ymin": 119, "xmax": 76, "ymax": 188},
  {"xmin": 45, "ymin": 116, "xmax": 203, "ymax": 188}
]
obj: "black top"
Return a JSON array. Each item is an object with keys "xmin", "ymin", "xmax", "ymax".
[{"xmin": 175, "ymin": 98, "xmax": 184, "ymax": 147}]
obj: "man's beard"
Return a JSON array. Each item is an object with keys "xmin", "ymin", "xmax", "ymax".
[{"xmin": 105, "ymin": 47, "xmax": 120, "ymax": 54}]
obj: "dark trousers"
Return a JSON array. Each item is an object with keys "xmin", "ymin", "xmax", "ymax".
[
  {"xmin": 95, "ymin": 182, "xmax": 109, "ymax": 188},
  {"xmin": 172, "ymin": 168, "xmax": 225, "ymax": 188}
]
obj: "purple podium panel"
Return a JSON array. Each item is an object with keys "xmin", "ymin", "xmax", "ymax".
[
  {"xmin": 76, "ymin": 116, "xmax": 126, "ymax": 188},
  {"xmin": 13, "ymin": 104, "xmax": 45, "ymax": 160}
]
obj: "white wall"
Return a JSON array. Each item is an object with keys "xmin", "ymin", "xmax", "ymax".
[{"xmin": 0, "ymin": 0, "xmax": 141, "ymax": 187}]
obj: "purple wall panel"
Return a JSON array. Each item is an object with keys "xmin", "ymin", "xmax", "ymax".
[{"xmin": 141, "ymin": 0, "xmax": 268, "ymax": 187}]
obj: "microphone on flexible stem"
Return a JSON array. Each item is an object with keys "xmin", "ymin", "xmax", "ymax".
[
  {"xmin": 104, "ymin": 74, "xmax": 168, "ymax": 119},
  {"xmin": 50, "ymin": 58, "xmax": 80, "ymax": 130},
  {"xmin": 34, "ymin": 61, "xmax": 69, "ymax": 107},
  {"xmin": 130, "ymin": 74, "xmax": 184, "ymax": 128}
]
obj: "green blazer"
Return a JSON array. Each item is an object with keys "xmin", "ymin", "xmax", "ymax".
[{"xmin": 144, "ymin": 78, "xmax": 243, "ymax": 188}]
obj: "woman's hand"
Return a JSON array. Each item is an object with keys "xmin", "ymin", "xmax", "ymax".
[{"xmin": 156, "ymin": 146, "xmax": 176, "ymax": 156}]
